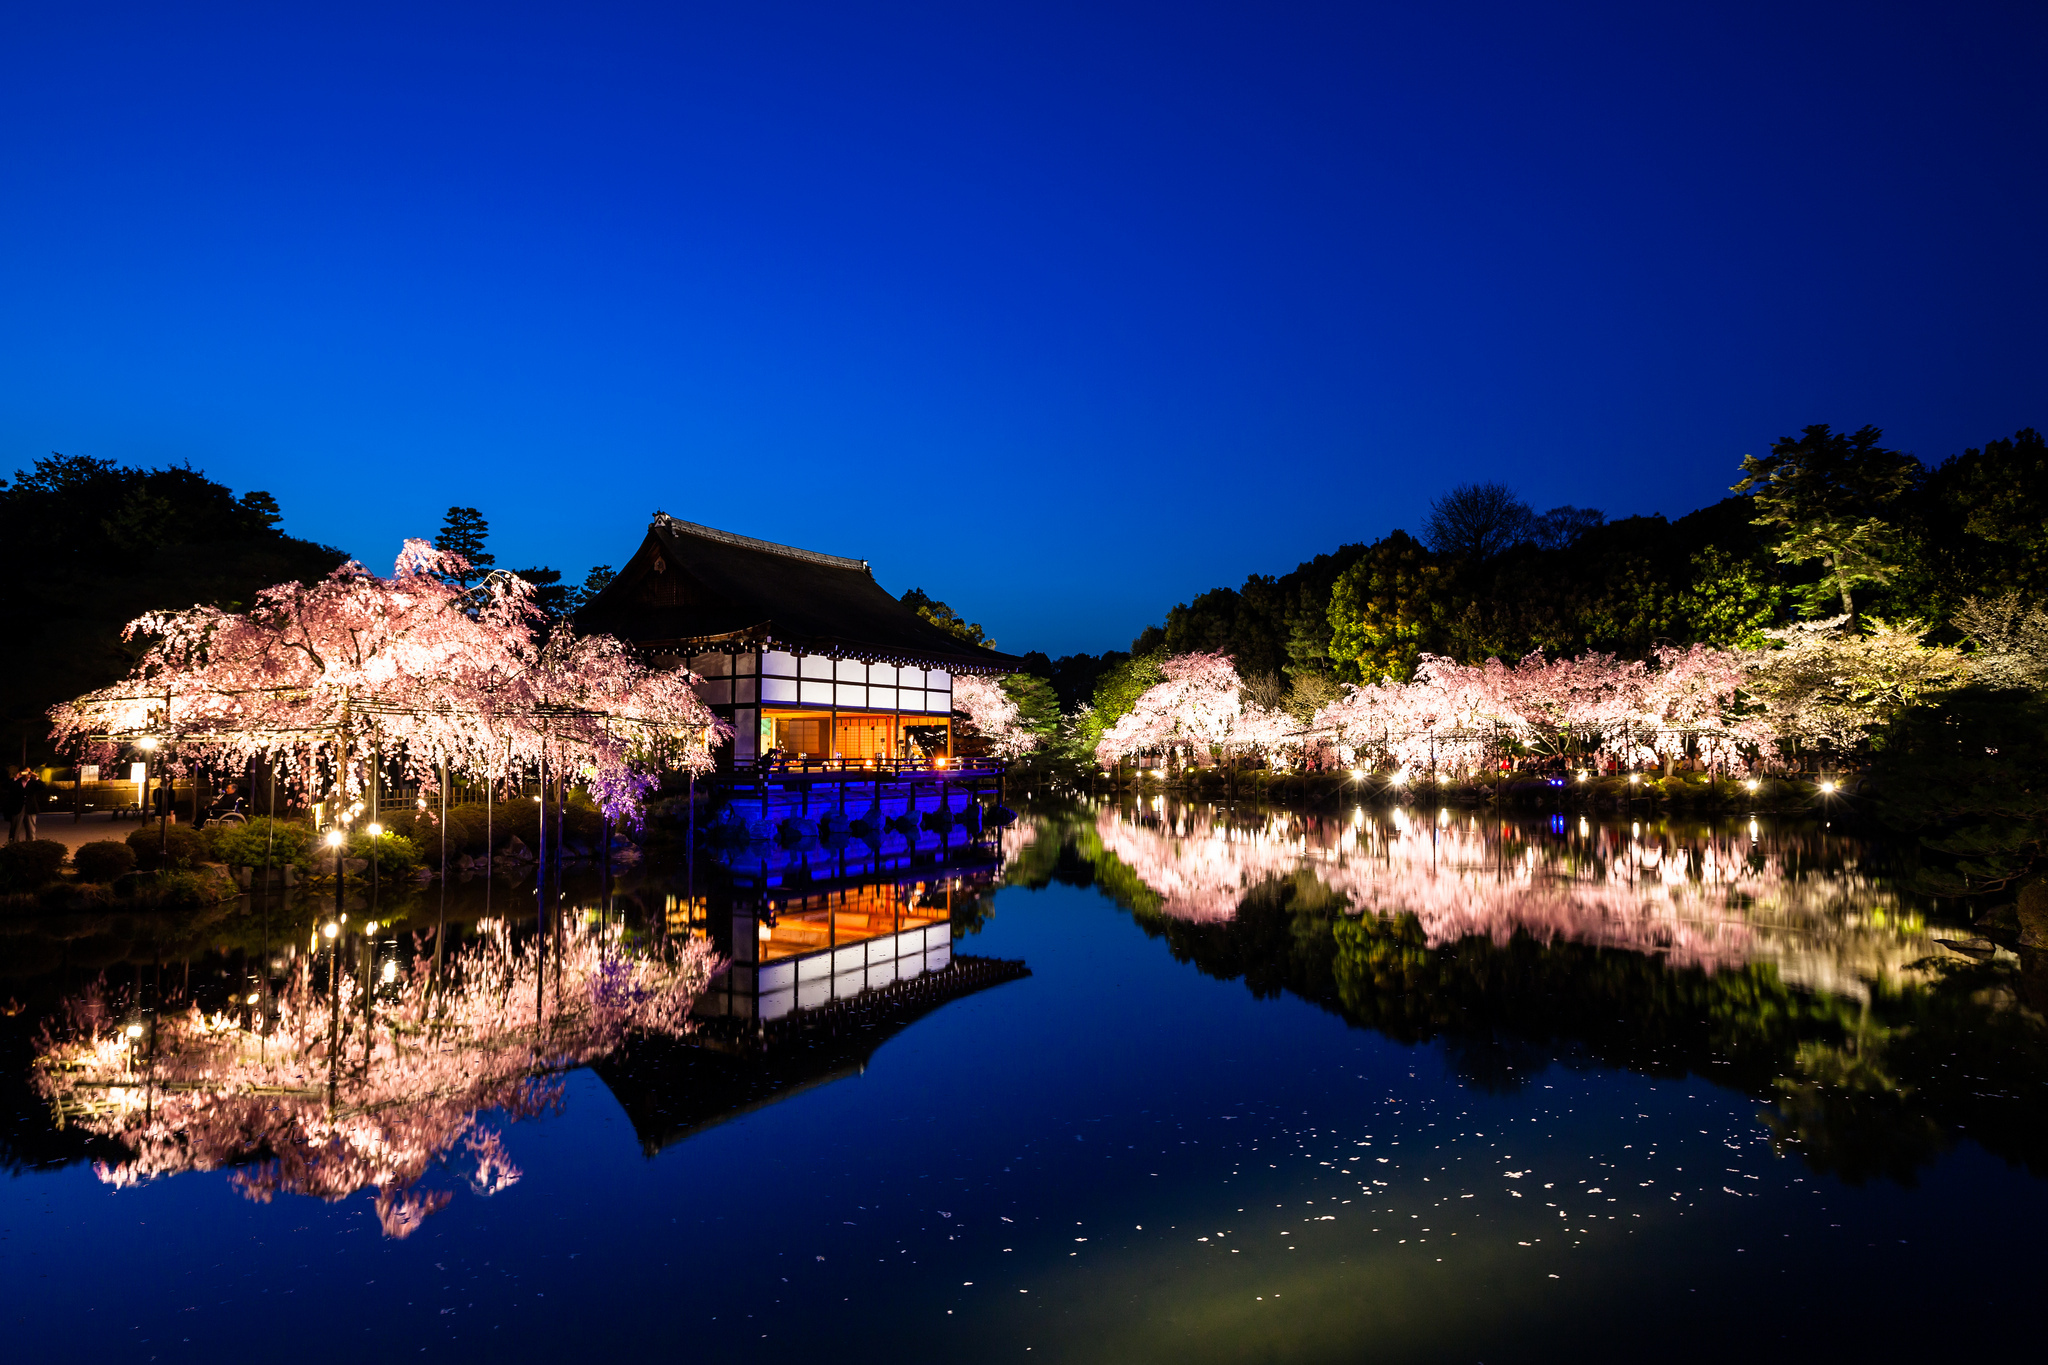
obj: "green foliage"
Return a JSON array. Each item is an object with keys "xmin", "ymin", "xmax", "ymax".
[
  {"xmin": 206, "ymin": 816, "xmax": 316, "ymax": 868},
  {"xmin": 1868, "ymin": 685, "xmax": 2048, "ymax": 893},
  {"xmin": 568, "ymin": 564, "xmax": 615, "ymax": 614},
  {"xmin": 127, "ymin": 823, "xmax": 208, "ymax": 870},
  {"xmin": 0, "ymin": 453, "xmax": 345, "ymax": 765},
  {"xmin": 899, "ymin": 587, "xmax": 993, "ymax": 647},
  {"xmin": 1000, "ymin": 673, "xmax": 1062, "ymax": 752},
  {"xmin": 1890, "ymin": 428, "xmax": 2048, "ymax": 624},
  {"xmin": 377, "ymin": 796, "xmax": 607, "ymax": 858},
  {"xmin": 1327, "ymin": 530, "xmax": 1445, "ymax": 682},
  {"xmin": 1678, "ymin": 546, "xmax": 1786, "ymax": 648},
  {"xmin": 1734, "ymin": 423, "xmax": 1917, "ymax": 618},
  {"xmin": 348, "ymin": 830, "xmax": 422, "ymax": 877},
  {"xmin": 0, "ymin": 840, "xmax": 68, "ymax": 892},
  {"xmin": 433, "ymin": 506, "xmax": 495, "ymax": 584},
  {"xmin": 1069, "ymin": 652, "xmax": 1165, "ymax": 761},
  {"xmin": 1153, "ymin": 543, "xmax": 1367, "ymax": 682},
  {"xmin": 72, "ymin": 840, "xmax": 137, "ymax": 883}
]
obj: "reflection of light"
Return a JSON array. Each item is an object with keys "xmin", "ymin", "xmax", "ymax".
[
  {"xmin": 323, "ymin": 923, "xmax": 338, "ymax": 939},
  {"xmin": 247, "ymin": 993, "xmax": 259, "ymax": 1005},
  {"xmin": 381, "ymin": 961, "xmax": 397, "ymax": 984},
  {"xmin": 125, "ymin": 1024, "xmax": 144, "ymax": 1038},
  {"xmin": 1748, "ymin": 819, "xmax": 1759, "ymax": 838},
  {"xmin": 758, "ymin": 923, "xmax": 772, "ymax": 940}
]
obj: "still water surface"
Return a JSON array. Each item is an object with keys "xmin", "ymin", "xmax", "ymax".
[{"xmin": 4, "ymin": 801, "xmax": 2044, "ymax": 1361}]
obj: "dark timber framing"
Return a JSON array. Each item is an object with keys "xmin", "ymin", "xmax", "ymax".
[{"xmin": 575, "ymin": 513, "xmax": 1021, "ymax": 775}]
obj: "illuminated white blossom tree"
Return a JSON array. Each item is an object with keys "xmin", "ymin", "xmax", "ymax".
[{"xmin": 48, "ymin": 541, "xmax": 731, "ymax": 824}]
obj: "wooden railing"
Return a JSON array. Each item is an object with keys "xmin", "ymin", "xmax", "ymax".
[{"xmin": 716, "ymin": 755, "xmax": 1007, "ymax": 784}]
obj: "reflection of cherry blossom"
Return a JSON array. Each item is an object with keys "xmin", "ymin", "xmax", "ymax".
[
  {"xmin": 1091, "ymin": 805, "xmax": 1937, "ymax": 993},
  {"xmin": 35, "ymin": 922, "xmax": 717, "ymax": 1236}
]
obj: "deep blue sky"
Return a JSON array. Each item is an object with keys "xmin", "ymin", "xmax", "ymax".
[{"xmin": 4, "ymin": 2, "xmax": 2045, "ymax": 657}]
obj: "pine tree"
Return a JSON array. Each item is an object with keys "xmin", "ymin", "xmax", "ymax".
[{"xmin": 433, "ymin": 507, "xmax": 494, "ymax": 586}]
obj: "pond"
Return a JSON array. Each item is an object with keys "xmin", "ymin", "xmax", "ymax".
[{"xmin": 2, "ymin": 800, "xmax": 2044, "ymax": 1362}]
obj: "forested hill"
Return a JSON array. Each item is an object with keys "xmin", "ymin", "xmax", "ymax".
[
  {"xmin": 2, "ymin": 455, "xmax": 347, "ymax": 765},
  {"xmin": 1011, "ymin": 426, "xmax": 2048, "ymax": 718}
]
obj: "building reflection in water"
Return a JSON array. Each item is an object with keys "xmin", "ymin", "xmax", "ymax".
[{"xmin": 14, "ymin": 813, "xmax": 1028, "ymax": 1234}]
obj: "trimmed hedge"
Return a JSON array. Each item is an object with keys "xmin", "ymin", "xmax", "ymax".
[
  {"xmin": 73, "ymin": 840, "xmax": 138, "ymax": 884},
  {"xmin": 127, "ymin": 823, "xmax": 207, "ymax": 870},
  {"xmin": 0, "ymin": 839, "xmax": 69, "ymax": 892}
]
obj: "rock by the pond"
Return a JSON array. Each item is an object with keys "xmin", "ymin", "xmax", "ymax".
[
  {"xmin": 501, "ymin": 836, "xmax": 533, "ymax": 862},
  {"xmin": 2019, "ymin": 881, "xmax": 2048, "ymax": 947}
]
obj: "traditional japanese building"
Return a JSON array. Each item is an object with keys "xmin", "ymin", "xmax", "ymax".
[{"xmin": 575, "ymin": 513, "xmax": 1020, "ymax": 770}]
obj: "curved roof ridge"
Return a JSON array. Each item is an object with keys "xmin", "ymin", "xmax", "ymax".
[{"xmin": 652, "ymin": 511, "xmax": 868, "ymax": 573}]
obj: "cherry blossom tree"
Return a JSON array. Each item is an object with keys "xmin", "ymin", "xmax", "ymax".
[
  {"xmin": 952, "ymin": 674, "xmax": 1042, "ymax": 759},
  {"xmin": 47, "ymin": 541, "xmax": 731, "ymax": 826},
  {"xmin": 1093, "ymin": 652, "xmax": 1293, "ymax": 768},
  {"xmin": 1741, "ymin": 615, "xmax": 1963, "ymax": 757}
]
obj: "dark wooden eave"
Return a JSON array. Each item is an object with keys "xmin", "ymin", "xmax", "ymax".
[{"xmin": 574, "ymin": 514, "xmax": 1021, "ymax": 673}]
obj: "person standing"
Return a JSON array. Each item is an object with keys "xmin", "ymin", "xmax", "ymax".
[
  {"xmin": 18, "ymin": 769, "xmax": 46, "ymax": 840},
  {"xmin": 0, "ymin": 767, "xmax": 22, "ymax": 843}
]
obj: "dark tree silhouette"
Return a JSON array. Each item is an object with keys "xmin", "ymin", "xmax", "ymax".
[
  {"xmin": 433, "ymin": 506, "xmax": 495, "ymax": 586},
  {"xmin": 1422, "ymin": 482, "xmax": 1533, "ymax": 562}
]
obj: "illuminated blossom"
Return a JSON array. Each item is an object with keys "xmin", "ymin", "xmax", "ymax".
[
  {"xmin": 47, "ymin": 541, "xmax": 732, "ymax": 825},
  {"xmin": 34, "ymin": 920, "xmax": 718, "ymax": 1236}
]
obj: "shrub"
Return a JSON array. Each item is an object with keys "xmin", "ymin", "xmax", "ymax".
[
  {"xmin": 127, "ymin": 824, "xmax": 207, "ymax": 870},
  {"xmin": 208, "ymin": 816, "xmax": 316, "ymax": 869},
  {"xmin": 0, "ymin": 839, "xmax": 69, "ymax": 892},
  {"xmin": 73, "ymin": 840, "xmax": 138, "ymax": 884},
  {"xmin": 381, "ymin": 798, "xmax": 606, "ymax": 859},
  {"xmin": 347, "ymin": 830, "xmax": 422, "ymax": 878}
]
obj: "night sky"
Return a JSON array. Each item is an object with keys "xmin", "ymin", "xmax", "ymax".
[{"xmin": 4, "ymin": 2, "xmax": 2045, "ymax": 656}]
